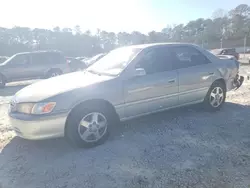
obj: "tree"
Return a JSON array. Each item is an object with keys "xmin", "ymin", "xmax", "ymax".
[
  {"xmin": 212, "ymin": 9, "xmax": 228, "ymax": 19},
  {"xmin": 0, "ymin": 3, "xmax": 250, "ymax": 57}
]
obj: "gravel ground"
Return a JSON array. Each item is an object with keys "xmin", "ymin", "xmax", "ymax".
[{"xmin": 1, "ymin": 70, "xmax": 250, "ymax": 188}]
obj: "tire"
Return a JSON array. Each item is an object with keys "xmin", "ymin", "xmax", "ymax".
[
  {"xmin": 46, "ymin": 69, "xmax": 62, "ymax": 78},
  {"xmin": 203, "ymin": 81, "xmax": 226, "ymax": 111},
  {"xmin": 65, "ymin": 103, "xmax": 114, "ymax": 148},
  {"xmin": 0, "ymin": 74, "xmax": 6, "ymax": 88}
]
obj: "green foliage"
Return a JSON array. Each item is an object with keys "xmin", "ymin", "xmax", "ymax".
[{"xmin": 0, "ymin": 4, "xmax": 249, "ymax": 57}]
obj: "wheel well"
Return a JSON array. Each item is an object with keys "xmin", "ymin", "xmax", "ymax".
[
  {"xmin": 213, "ymin": 78, "xmax": 226, "ymax": 89},
  {"xmin": 64, "ymin": 99, "xmax": 119, "ymax": 135},
  {"xmin": 45, "ymin": 68, "xmax": 62, "ymax": 78}
]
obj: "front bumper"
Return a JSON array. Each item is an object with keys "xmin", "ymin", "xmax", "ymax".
[{"xmin": 8, "ymin": 112, "xmax": 67, "ymax": 140}]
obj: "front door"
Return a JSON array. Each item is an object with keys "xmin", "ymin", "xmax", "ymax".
[
  {"xmin": 4, "ymin": 54, "xmax": 32, "ymax": 81},
  {"xmin": 123, "ymin": 46, "xmax": 179, "ymax": 118}
]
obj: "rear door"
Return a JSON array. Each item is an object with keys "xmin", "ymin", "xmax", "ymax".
[
  {"xmin": 171, "ymin": 45, "xmax": 216, "ymax": 105},
  {"xmin": 30, "ymin": 52, "xmax": 51, "ymax": 78},
  {"xmin": 51, "ymin": 53, "xmax": 70, "ymax": 73},
  {"xmin": 31, "ymin": 52, "xmax": 68, "ymax": 77}
]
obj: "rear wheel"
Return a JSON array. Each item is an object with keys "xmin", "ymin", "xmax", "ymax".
[
  {"xmin": 66, "ymin": 104, "xmax": 113, "ymax": 148},
  {"xmin": 203, "ymin": 81, "xmax": 226, "ymax": 111},
  {"xmin": 46, "ymin": 69, "xmax": 62, "ymax": 78}
]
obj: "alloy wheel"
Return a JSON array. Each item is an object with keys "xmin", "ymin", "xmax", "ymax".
[
  {"xmin": 209, "ymin": 87, "xmax": 224, "ymax": 107},
  {"xmin": 77, "ymin": 112, "xmax": 108, "ymax": 142}
]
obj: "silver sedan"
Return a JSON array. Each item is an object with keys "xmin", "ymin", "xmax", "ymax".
[{"xmin": 9, "ymin": 43, "xmax": 244, "ymax": 147}]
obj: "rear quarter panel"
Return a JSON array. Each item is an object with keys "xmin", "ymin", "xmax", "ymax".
[{"xmin": 201, "ymin": 48, "xmax": 238, "ymax": 91}]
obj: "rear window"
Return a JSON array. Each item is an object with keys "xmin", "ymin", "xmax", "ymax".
[{"xmin": 228, "ymin": 49, "xmax": 235, "ymax": 53}]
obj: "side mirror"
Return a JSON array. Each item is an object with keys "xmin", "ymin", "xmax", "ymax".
[{"xmin": 135, "ymin": 68, "xmax": 146, "ymax": 76}]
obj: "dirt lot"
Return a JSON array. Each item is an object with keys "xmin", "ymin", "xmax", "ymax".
[{"xmin": 1, "ymin": 68, "xmax": 250, "ymax": 188}]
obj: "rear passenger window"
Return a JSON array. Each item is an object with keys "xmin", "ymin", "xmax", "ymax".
[
  {"xmin": 170, "ymin": 46, "xmax": 211, "ymax": 69},
  {"xmin": 49, "ymin": 53, "xmax": 64, "ymax": 64},
  {"xmin": 32, "ymin": 53, "xmax": 63, "ymax": 65},
  {"xmin": 32, "ymin": 53, "xmax": 48, "ymax": 65}
]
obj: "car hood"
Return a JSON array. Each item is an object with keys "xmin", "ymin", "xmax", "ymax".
[{"xmin": 14, "ymin": 71, "xmax": 114, "ymax": 103}]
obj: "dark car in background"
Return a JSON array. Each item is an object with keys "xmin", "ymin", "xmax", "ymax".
[
  {"xmin": 0, "ymin": 50, "xmax": 71, "ymax": 88},
  {"xmin": 66, "ymin": 57, "xmax": 87, "ymax": 71},
  {"xmin": 210, "ymin": 48, "xmax": 239, "ymax": 60}
]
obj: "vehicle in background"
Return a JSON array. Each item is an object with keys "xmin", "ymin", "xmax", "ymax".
[
  {"xmin": 216, "ymin": 55, "xmax": 236, "ymax": 60},
  {"xmin": 210, "ymin": 48, "xmax": 239, "ymax": 60},
  {"xmin": 66, "ymin": 57, "xmax": 87, "ymax": 71},
  {"xmin": 9, "ymin": 43, "xmax": 243, "ymax": 148},
  {"xmin": 0, "ymin": 56, "xmax": 9, "ymax": 64},
  {"xmin": 76, "ymin": 56, "xmax": 87, "ymax": 61},
  {"xmin": 85, "ymin": 53, "xmax": 106, "ymax": 67},
  {"xmin": 0, "ymin": 50, "xmax": 71, "ymax": 88}
]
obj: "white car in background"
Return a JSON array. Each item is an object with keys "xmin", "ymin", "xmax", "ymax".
[{"xmin": 85, "ymin": 53, "xmax": 106, "ymax": 67}]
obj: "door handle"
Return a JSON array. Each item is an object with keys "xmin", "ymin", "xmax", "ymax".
[
  {"xmin": 208, "ymin": 72, "xmax": 214, "ymax": 75},
  {"xmin": 168, "ymin": 79, "xmax": 176, "ymax": 83}
]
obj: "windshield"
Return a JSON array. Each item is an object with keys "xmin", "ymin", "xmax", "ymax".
[
  {"xmin": 87, "ymin": 47, "xmax": 142, "ymax": 76},
  {"xmin": 2, "ymin": 53, "xmax": 29, "ymax": 65},
  {"xmin": 2, "ymin": 54, "xmax": 17, "ymax": 65}
]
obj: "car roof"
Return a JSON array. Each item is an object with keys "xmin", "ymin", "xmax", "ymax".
[
  {"xmin": 123, "ymin": 43, "xmax": 199, "ymax": 50},
  {"xmin": 15, "ymin": 50, "xmax": 62, "ymax": 56}
]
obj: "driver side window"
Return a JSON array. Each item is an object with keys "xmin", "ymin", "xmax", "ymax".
[{"xmin": 135, "ymin": 47, "xmax": 173, "ymax": 75}]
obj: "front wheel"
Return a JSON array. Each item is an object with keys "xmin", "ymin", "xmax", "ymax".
[
  {"xmin": 203, "ymin": 81, "xmax": 226, "ymax": 111},
  {"xmin": 66, "ymin": 105, "xmax": 111, "ymax": 148}
]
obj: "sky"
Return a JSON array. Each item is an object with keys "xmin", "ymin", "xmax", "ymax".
[{"xmin": 0, "ymin": 0, "xmax": 249, "ymax": 33}]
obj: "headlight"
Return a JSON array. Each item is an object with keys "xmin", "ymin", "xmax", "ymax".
[
  {"xmin": 16, "ymin": 102, "xmax": 56, "ymax": 114},
  {"xmin": 16, "ymin": 103, "xmax": 34, "ymax": 114}
]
